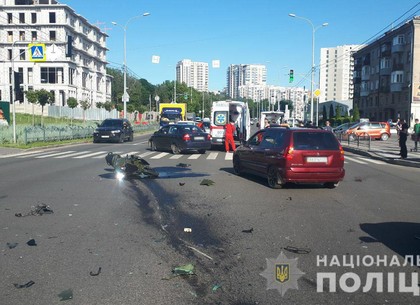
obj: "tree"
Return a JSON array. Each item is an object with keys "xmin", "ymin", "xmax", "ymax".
[
  {"xmin": 96, "ymin": 102, "xmax": 104, "ymax": 109},
  {"xmin": 67, "ymin": 97, "xmax": 78, "ymax": 125},
  {"xmin": 352, "ymin": 104, "xmax": 360, "ymax": 122},
  {"xmin": 329, "ymin": 104, "xmax": 334, "ymax": 119},
  {"xmin": 104, "ymin": 101, "xmax": 113, "ymax": 112},
  {"xmin": 79, "ymin": 100, "xmax": 91, "ymax": 122},
  {"xmin": 24, "ymin": 90, "xmax": 38, "ymax": 126},
  {"xmin": 37, "ymin": 89, "xmax": 54, "ymax": 126},
  {"xmin": 322, "ymin": 105, "xmax": 327, "ymax": 123}
]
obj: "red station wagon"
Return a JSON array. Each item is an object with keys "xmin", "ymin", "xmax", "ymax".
[{"xmin": 233, "ymin": 127, "xmax": 345, "ymax": 188}]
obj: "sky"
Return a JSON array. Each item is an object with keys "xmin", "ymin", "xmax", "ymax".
[{"xmin": 60, "ymin": 0, "xmax": 420, "ymax": 91}]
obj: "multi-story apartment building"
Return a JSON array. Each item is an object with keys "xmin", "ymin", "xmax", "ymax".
[
  {"xmin": 176, "ymin": 59, "xmax": 208, "ymax": 92},
  {"xmin": 319, "ymin": 45, "xmax": 362, "ymax": 103},
  {"xmin": 0, "ymin": 0, "xmax": 112, "ymax": 107},
  {"xmin": 353, "ymin": 17, "xmax": 420, "ymax": 124},
  {"xmin": 227, "ymin": 64, "xmax": 266, "ymax": 99}
]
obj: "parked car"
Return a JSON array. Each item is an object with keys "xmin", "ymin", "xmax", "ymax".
[
  {"xmin": 233, "ymin": 127, "xmax": 345, "ymax": 189},
  {"xmin": 93, "ymin": 118, "xmax": 133, "ymax": 143},
  {"xmin": 344, "ymin": 121, "xmax": 391, "ymax": 141},
  {"xmin": 333, "ymin": 122, "xmax": 352, "ymax": 134},
  {"xmin": 149, "ymin": 123, "xmax": 211, "ymax": 154}
]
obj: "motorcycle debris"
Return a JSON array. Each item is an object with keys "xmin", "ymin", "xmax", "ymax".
[
  {"xmin": 89, "ymin": 267, "xmax": 102, "ymax": 276},
  {"xmin": 283, "ymin": 245, "xmax": 311, "ymax": 254},
  {"xmin": 26, "ymin": 239, "xmax": 37, "ymax": 246},
  {"xmin": 15, "ymin": 203, "xmax": 53, "ymax": 217},
  {"xmin": 200, "ymin": 179, "xmax": 215, "ymax": 186},
  {"xmin": 7, "ymin": 242, "xmax": 18, "ymax": 249},
  {"xmin": 179, "ymin": 182, "xmax": 186, "ymax": 186},
  {"xmin": 242, "ymin": 228, "xmax": 253, "ymax": 233},
  {"xmin": 58, "ymin": 289, "xmax": 73, "ymax": 301},
  {"xmin": 172, "ymin": 263, "xmax": 195, "ymax": 276},
  {"xmin": 13, "ymin": 281, "xmax": 35, "ymax": 289},
  {"xmin": 184, "ymin": 228, "xmax": 192, "ymax": 233},
  {"xmin": 176, "ymin": 163, "xmax": 191, "ymax": 168}
]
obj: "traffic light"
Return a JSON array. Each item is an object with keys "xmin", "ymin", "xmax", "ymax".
[
  {"xmin": 184, "ymin": 93, "xmax": 188, "ymax": 100},
  {"xmin": 289, "ymin": 69, "xmax": 294, "ymax": 83}
]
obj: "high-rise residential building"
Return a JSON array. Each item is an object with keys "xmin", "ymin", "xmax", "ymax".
[
  {"xmin": 227, "ymin": 64, "xmax": 266, "ymax": 99},
  {"xmin": 176, "ymin": 59, "xmax": 208, "ymax": 92},
  {"xmin": 0, "ymin": 0, "xmax": 112, "ymax": 107},
  {"xmin": 352, "ymin": 17, "xmax": 420, "ymax": 124},
  {"xmin": 319, "ymin": 45, "xmax": 363, "ymax": 104}
]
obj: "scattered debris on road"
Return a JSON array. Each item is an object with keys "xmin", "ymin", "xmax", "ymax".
[
  {"xmin": 13, "ymin": 281, "xmax": 35, "ymax": 289},
  {"xmin": 179, "ymin": 182, "xmax": 185, "ymax": 186},
  {"xmin": 26, "ymin": 239, "xmax": 37, "ymax": 246},
  {"xmin": 212, "ymin": 284, "xmax": 222, "ymax": 292},
  {"xmin": 58, "ymin": 289, "xmax": 73, "ymax": 301},
  {"xmin": 172, "ymin": 263, "xmax": 195, "ymax": 276},
  {"xmin": 7, "ymin": 242, "xmax": 18, "ymax": 249},
  {"xmin": 15, "ymin": 203, "xmax": 53, "ymax": 217},
  {"xmin": 184, "ymin": 228, "xmax": 192, "ymax": 233},
  {"xmin": 176, "ymin": 163, "xmax": 191, "ymax": 168},
  {"xmin": 89, "ymin": 267, "xmax": 102, "ymax": 276},
  {"xmin": 283, "ymin": 245, "xmax": 311, "ymax": 254},
  {"xmin": 187, "ymin": 245, "xmax": 213, "ymax": 260},
  {"xmin": 242, "ymin": 228, "xmax": 254, "ymax": 233},
  {"xmin": 354, "ymin": 177, "xmax": 363, "ymax": 182},
  {"xmin": 200, "ymin": 179, "xmax": 215, "ymax": 186}
]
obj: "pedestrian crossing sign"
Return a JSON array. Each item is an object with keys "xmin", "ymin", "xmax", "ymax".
[{"xmin": 29, "ymin": 44, "xmax": 46, "ymax": 62}]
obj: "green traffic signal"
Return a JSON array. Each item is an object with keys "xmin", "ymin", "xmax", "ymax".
[{"xmin": 289, "ymin": 69, "xmax": 294, "ymax": 83}]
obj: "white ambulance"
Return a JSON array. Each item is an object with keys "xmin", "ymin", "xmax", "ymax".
[{"xmin": 210, "ymin": 100, "xmax": 251, "ymax": 146}]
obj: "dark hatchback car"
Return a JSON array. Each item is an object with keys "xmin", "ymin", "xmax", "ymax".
[
  {"xmin": 149, "ymin": 124, "xmax": 211, "ymax": 154},
  {"xmin": 93, "ymin": 118, "xmax": 134, "ymax": 143},
  {"xmin": 233, "ymin": 127, "xmax": 345, "ymax": 189}
]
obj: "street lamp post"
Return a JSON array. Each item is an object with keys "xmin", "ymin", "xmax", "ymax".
[
  {"xmin": 112, "ymin": 12, "xmax": 150, "ymax": 119},
  {"xmin": 288, "ymin": 13, "xmax": 328, "ymax": 126}
]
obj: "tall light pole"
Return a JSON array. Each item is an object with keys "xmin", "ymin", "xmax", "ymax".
[
  {"xmin": 288, "ymin": 13, "xmax": 328, "ymax": 125},
  {"xmin": 112, "ymin": 12, "xmax": 150, "ymax": 119}
]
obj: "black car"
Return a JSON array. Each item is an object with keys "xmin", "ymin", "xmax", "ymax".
[
  {"xmin": 93, "ymin": 118, "xmax": 134, "ymax": 143},
  {"xmin": 149, "ymin": 124, "xmax": 211, "ymax": 154}
]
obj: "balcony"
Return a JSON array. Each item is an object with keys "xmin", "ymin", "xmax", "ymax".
[
  {"xmin": 390, "ymin": 83, "xmax": 403, "ymax": 92},
  {"xmin": 392, "ymin": 43, "xmax": 405, "ymax": 53},
  {"xmin": 360, "ymin": 88, "xmax": 370, "ymax": 97},
  {"xmin": 361, "ymin": 73, "xmax": 370, "ymax": 81},
  {"xmin": 380, "ymin": 67, "xmax": 391, "ymax": 76},
  {"xmin": 392, "ymin": 63, "xmax": 404, "ymax": 71}
]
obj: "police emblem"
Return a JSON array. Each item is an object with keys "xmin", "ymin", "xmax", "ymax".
[
  {"xmin": 276, "ymin": 264, "xmax": 289, "ymax": 283},
  {"xmin": 260, "ymin": 252, "xmax": 304, "ymax": 296}
]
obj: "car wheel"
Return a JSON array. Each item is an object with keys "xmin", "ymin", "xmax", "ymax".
[
  {"xmin": 198, "ymin": 149, "xmax": 206, "ymax": 154},
  {"xmin": 380, "ymin": 133, "xmax": 389, "ymax": 141},
  {"xmin": 267, "ymin": 166, "xmax": 283, "ymax": 189},
  {"xmin": 150, "ymin": 140, "xmax": 157, "ymax": 151},
  {"xmin": 118, "ymin": 134, "xmax": 124, "ymax": 143},
  {"xmin": 324, "ymin": 182, "xmax": 339, "ymax": 189},
  {"xmin": 93, "ymin": 138, "xmax": 98, "ymax": 143},
  {"xmin": 171, "ymin": 143, "xmax": 181, "ymax": 154},
  {"xmin": 233, "ymin": 156, "xmax": 242, "ymax": 176},
  {"xmin": 128, "ymin": 133, "xmax": 134, "ymax": 142}
]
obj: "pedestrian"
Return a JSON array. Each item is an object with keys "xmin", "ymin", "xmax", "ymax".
[
  {"xmin": 413, "ymin": 118, "xmax": 420, "ymax": 151},
  {"xmin": 323, "ymin": 120, "xmax": 333, "ymax": 132},
  {"xmin": 264, "ymin": 118, "xmax": 270, "ymax": 128},
  {"xmin": 224, "ymin": 120, "xmax": 236, "ymax": 152},
  {"xmin": 396, "ymin": 118, "xmax": 402, "ymax": 136},
  {"xmin": 399, "ymin": 119, "xmax": 409, "ymax": 159}
]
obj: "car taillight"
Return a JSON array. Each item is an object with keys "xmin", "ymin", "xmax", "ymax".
[
  {"xmin": 182, "ymin": 134, "xmax": 191, "ymax": 141},
  {"xmin": 285, "ymin": 146, "xmax": 294, "ymax": 160},
  {"xmin": 206, "ymin": 134, "xmax": 211, "ymax": 140},
  {"xmin": 339, "ymin": 145, "xmax": 345, "ymax": 161}
]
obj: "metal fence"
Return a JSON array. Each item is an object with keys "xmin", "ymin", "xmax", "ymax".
[{"xmin": 336, "ymin": 132, "xmax": 371, "ymax": 150}]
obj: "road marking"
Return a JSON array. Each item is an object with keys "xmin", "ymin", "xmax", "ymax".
[
  {"xmin": 36, "ymin": 151, "xmax": 76, "ymax": 158},
  {"xmin": 207, "ymin": 152, "xmax": 218, "ymax": 160},
  {"xmin": 345, "ymin": 156, "xmax": 368, "ymax": 164},
  {"xmin": 225, "ymin": 153, "xmax": 233, "ymax": 160},
  {"xmin": 73, "ymin": 151, "xmax": 107, "ymax": 159},
  {"xmin": 54, "ymin": 151, "xmax": 92, "ymax": 158},
  {"xmin": 17, "ymin": 151, "xmax": 59, "ymax": 158},
  {"xmin": 92, "ymin": 151, "xmax": 123, "ymax": 159},
  {"xmin": 0, "ymin": 150, "xmax": 51, "ymax": 158},
  {"xmin": 124, "ymin": 151, "xmax": 140, "ymax": 156},
  {"xmin": 169, "ymin": 155, "xmax": 183, "ymax": 159},
  {"xmin": 137, "ymin": 151, "xmax": 155, "ymax": 158},
  {"xmin": 151, "ymin": 152, "xmax": 169, "ymax": 159},
  {"xmin": 357, "ymin": 157, "xmax": 386, "ymax": 165},
  {"xmin": 188, "ymin": 154, "xmax": 201, "ymax": 160}
]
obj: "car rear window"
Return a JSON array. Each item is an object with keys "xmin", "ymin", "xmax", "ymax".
[
  {"xmin": 293, "ymin": 132, "xmax": 339, "ymax": 150},
  {"xmin": 101, "ymin": 120, "xmax": 123, "ymax": 128},
  {"xmin": 180, "ymin": 125, "xmax": 202, "ymax": 133}
]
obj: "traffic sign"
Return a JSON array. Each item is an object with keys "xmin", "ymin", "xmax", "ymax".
[
  {"xmin": 122, "ymin": 92, "xmax": 130, "ymax": 102},
  {"xmin": 29, "ymin": 43, "xmax": 46, "ymax": 62},
  {"xmin": 314, "ymin": 89, "xmax": 321, "ymax": 97}
]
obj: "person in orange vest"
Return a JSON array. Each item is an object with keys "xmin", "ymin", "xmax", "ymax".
[{"xmin": 224, "ymin": 120, "xmax": 236, "ymax": 152}]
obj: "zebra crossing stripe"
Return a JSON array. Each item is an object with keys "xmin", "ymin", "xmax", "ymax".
[
  {"xmin": 225, "ymin": 153, "xmax": 233, "ymax": 161},
  {"xmin": 188, "ymin": 154, "xmax": 201, "ymax": 160},
  {"xmin": 17, "ymin": 151, "xmax": 59, "ymax": 158},
  {"xmin": 73, "ymin": 151, "xmax": 107, "ymax": 159},
  {"xmin": 207, "ymin": 152, "xmax": 218, "ymax": 160},
  {"xmin": 0, "ymin": 150, "xmax": 51, "ymax": 158},
  {"xmin": 92, "ymin": 151, "xmax": 123, "ymax": 159},
  {"xmin": 169, "ymin": 154, "xmax": 183, "ymax": 159},
  {"xmin": 54, "ymin": 151, "xmax": 92, "ymax": 158},
  {"xmin": 35, "ymin": 151, "xmax": 77, "ymax": 158},
  {"xmin": 345, "ymin": 156, "xmax": 367, "ymax": 164},
  {"xmin": 358, "ymin": 158, "xmax": 385, "ymax": 165},
  {"xmin": 137, "ymin": 151, "xmax": 155, "ymax": 158},
  {"xmin": 151, "ymin": 152, "xmax": 169, "ymax": 159}
]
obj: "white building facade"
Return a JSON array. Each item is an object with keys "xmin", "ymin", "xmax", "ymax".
[
  {"xmin": 319, "ymin": 45, "xmax": 363, "ymax": 104},
  {"xmin": 227, "ymin": 64, "xmax": 266, "ymax": 99},
  {"xmin": 176, "ymin": 59, "xmax": 208, "ymax": 92},
  {"xmin": 0, "ymin": 0, "xmax": 112, "ymax": 107}
]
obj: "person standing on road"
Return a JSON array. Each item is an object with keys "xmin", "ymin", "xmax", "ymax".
[
  {"xmin": 224, "ymin": 120, "xmax": 236, "ymax": 152},
  {"xmin": 323, "ymin": 121, "xmax": 333, "ymax": 132},
  {"xmin": 413, "ymin": 118, "xmax": 420, "ymax": 151},
  {"xmin": 399, "ymin": 119, "xmax": 409, "ymax": 159}
]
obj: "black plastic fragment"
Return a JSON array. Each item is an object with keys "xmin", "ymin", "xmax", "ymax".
[
  {"xmin": 13, "ymin": 281, "xmax": 35, "ymax": 289},
  {"xmin": 89, "ymin": 267, "xmax": 102, "ymax": 276}
]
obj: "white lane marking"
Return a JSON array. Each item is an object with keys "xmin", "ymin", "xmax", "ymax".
[
  {"xmin": 345, "ymin": 156, "xmax": 368, "ymax": 164},
  {"xmin": 207, "ymin": 152, "xmax": 218, "ymax": 160},
  {"xmin": 73, "ymin": 151, "xmax": 108, "ymax": 159},
  {"xmin": 225, "ymin": 153, "xmax": 234, "ymax": 160},
  {"xmin": 137, "ymin": 151, "xmax": 155, "ymax": 158},
  {"xmin": 169, "ymin": 155, "xmax": 183, "ymax": 159},
  {"xmin": 35, "ymin": 151, "xmax": 76, "ymax": 158},
  {"xmin": 188, "ymin": 154, "xmax": 201, "ymax": 160},
  {"xmin": 122, "ymin": 151, "xmax": 140, "ymax": 156},
  {"xmin": 139, "ymin": 141, "xmax": 149, "ymax": 145},
  {"xmin": 0, "ymin": 150, "xmax": 52, "ymax": 158},
  {"xmin": 357, "ymin": 157, "xmax": 386, "ymax": 165},
  {"xmin": 54, "ymin": 151, "xmax": 92, "ymax": 158},
  {"xmin": 17, "ymin": 151, "xmax": 59, "ymax": 158},
  {"xmin": 92, "ymin": 151, "xmax": 123, "ymax": 159},
  {"xmin": 151, "ymin": 152, "xmax": 169, "ymax": 159}
]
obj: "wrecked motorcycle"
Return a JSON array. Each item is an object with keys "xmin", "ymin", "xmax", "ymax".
[{"xmin": 105, "ymin": 152, "xmax": 159, "ymax": 179}]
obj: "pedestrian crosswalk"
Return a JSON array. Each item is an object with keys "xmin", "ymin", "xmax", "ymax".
[{"xmin": 0, "ymin": 149, "xmax": 387, "ymax": 165}]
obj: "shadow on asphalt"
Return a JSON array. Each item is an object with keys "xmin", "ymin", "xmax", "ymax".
[{"xmin": 360, "ymin": 222, "xmax": 420, "ymax": 258}]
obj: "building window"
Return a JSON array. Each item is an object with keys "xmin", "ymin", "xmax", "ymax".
[
  {"xmin": 31, "ymin": 31, "xmax": 37, "ymax": 41},
  {"xmin": 8, "ymin": 13, "xmax": 13, "ymax": 24},
  {"xmin": 19, "ymin": 49, "xmax": 25, "ymax": 60},
  {"xmin": 391, "ymin": 71, "xmax": 403, "ymax": 83},
  {"xmin": 8, "ymin": 49, "xmax": 12, "ymax": 60},
  {"xmin": 393, "ymin": 35, "xmax": 405, "ymax": 45},
  {"xmin": 31, "ymin": 12, "xmax": 37, "ymax": 23},
  {"xmin": 7, "ymin": 31, "xmax": 13, "ymax": 42},
  {"xmin": 50, "ymin": 31, "xmax": 56, "ymax": 41},
  {"xmin": 19, "ymin": 13, "xmax": 25, "ymax": 23},
  {"xmin": 82, "ymin": 72, "xmax": 88, "ymax": 88},
  {"xmin": 380, "ymin": 58, "xmax": 390, "ymax": 69},
  {"xmin": 41, "ymin": 67, "xmax": 64, "ymax": 84},
  {"xmin": 19, "ymin": 31, "xmax": 25, "ymax": 41},
  {"xmin": 28, "ymin": 68, "xmax": 33, "ymax": 84},
  {"xmin": 49, "ymin": 12, "xmax": 56, "ymax": 23},
  {"xmin": 69, "ymin": 68, "xmax": 75, "ymax": 85}
]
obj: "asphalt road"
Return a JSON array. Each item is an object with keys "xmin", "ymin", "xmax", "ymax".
[{"xmin": 1, "ymin": 133, "xmax": 419, "ymax": 304}]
